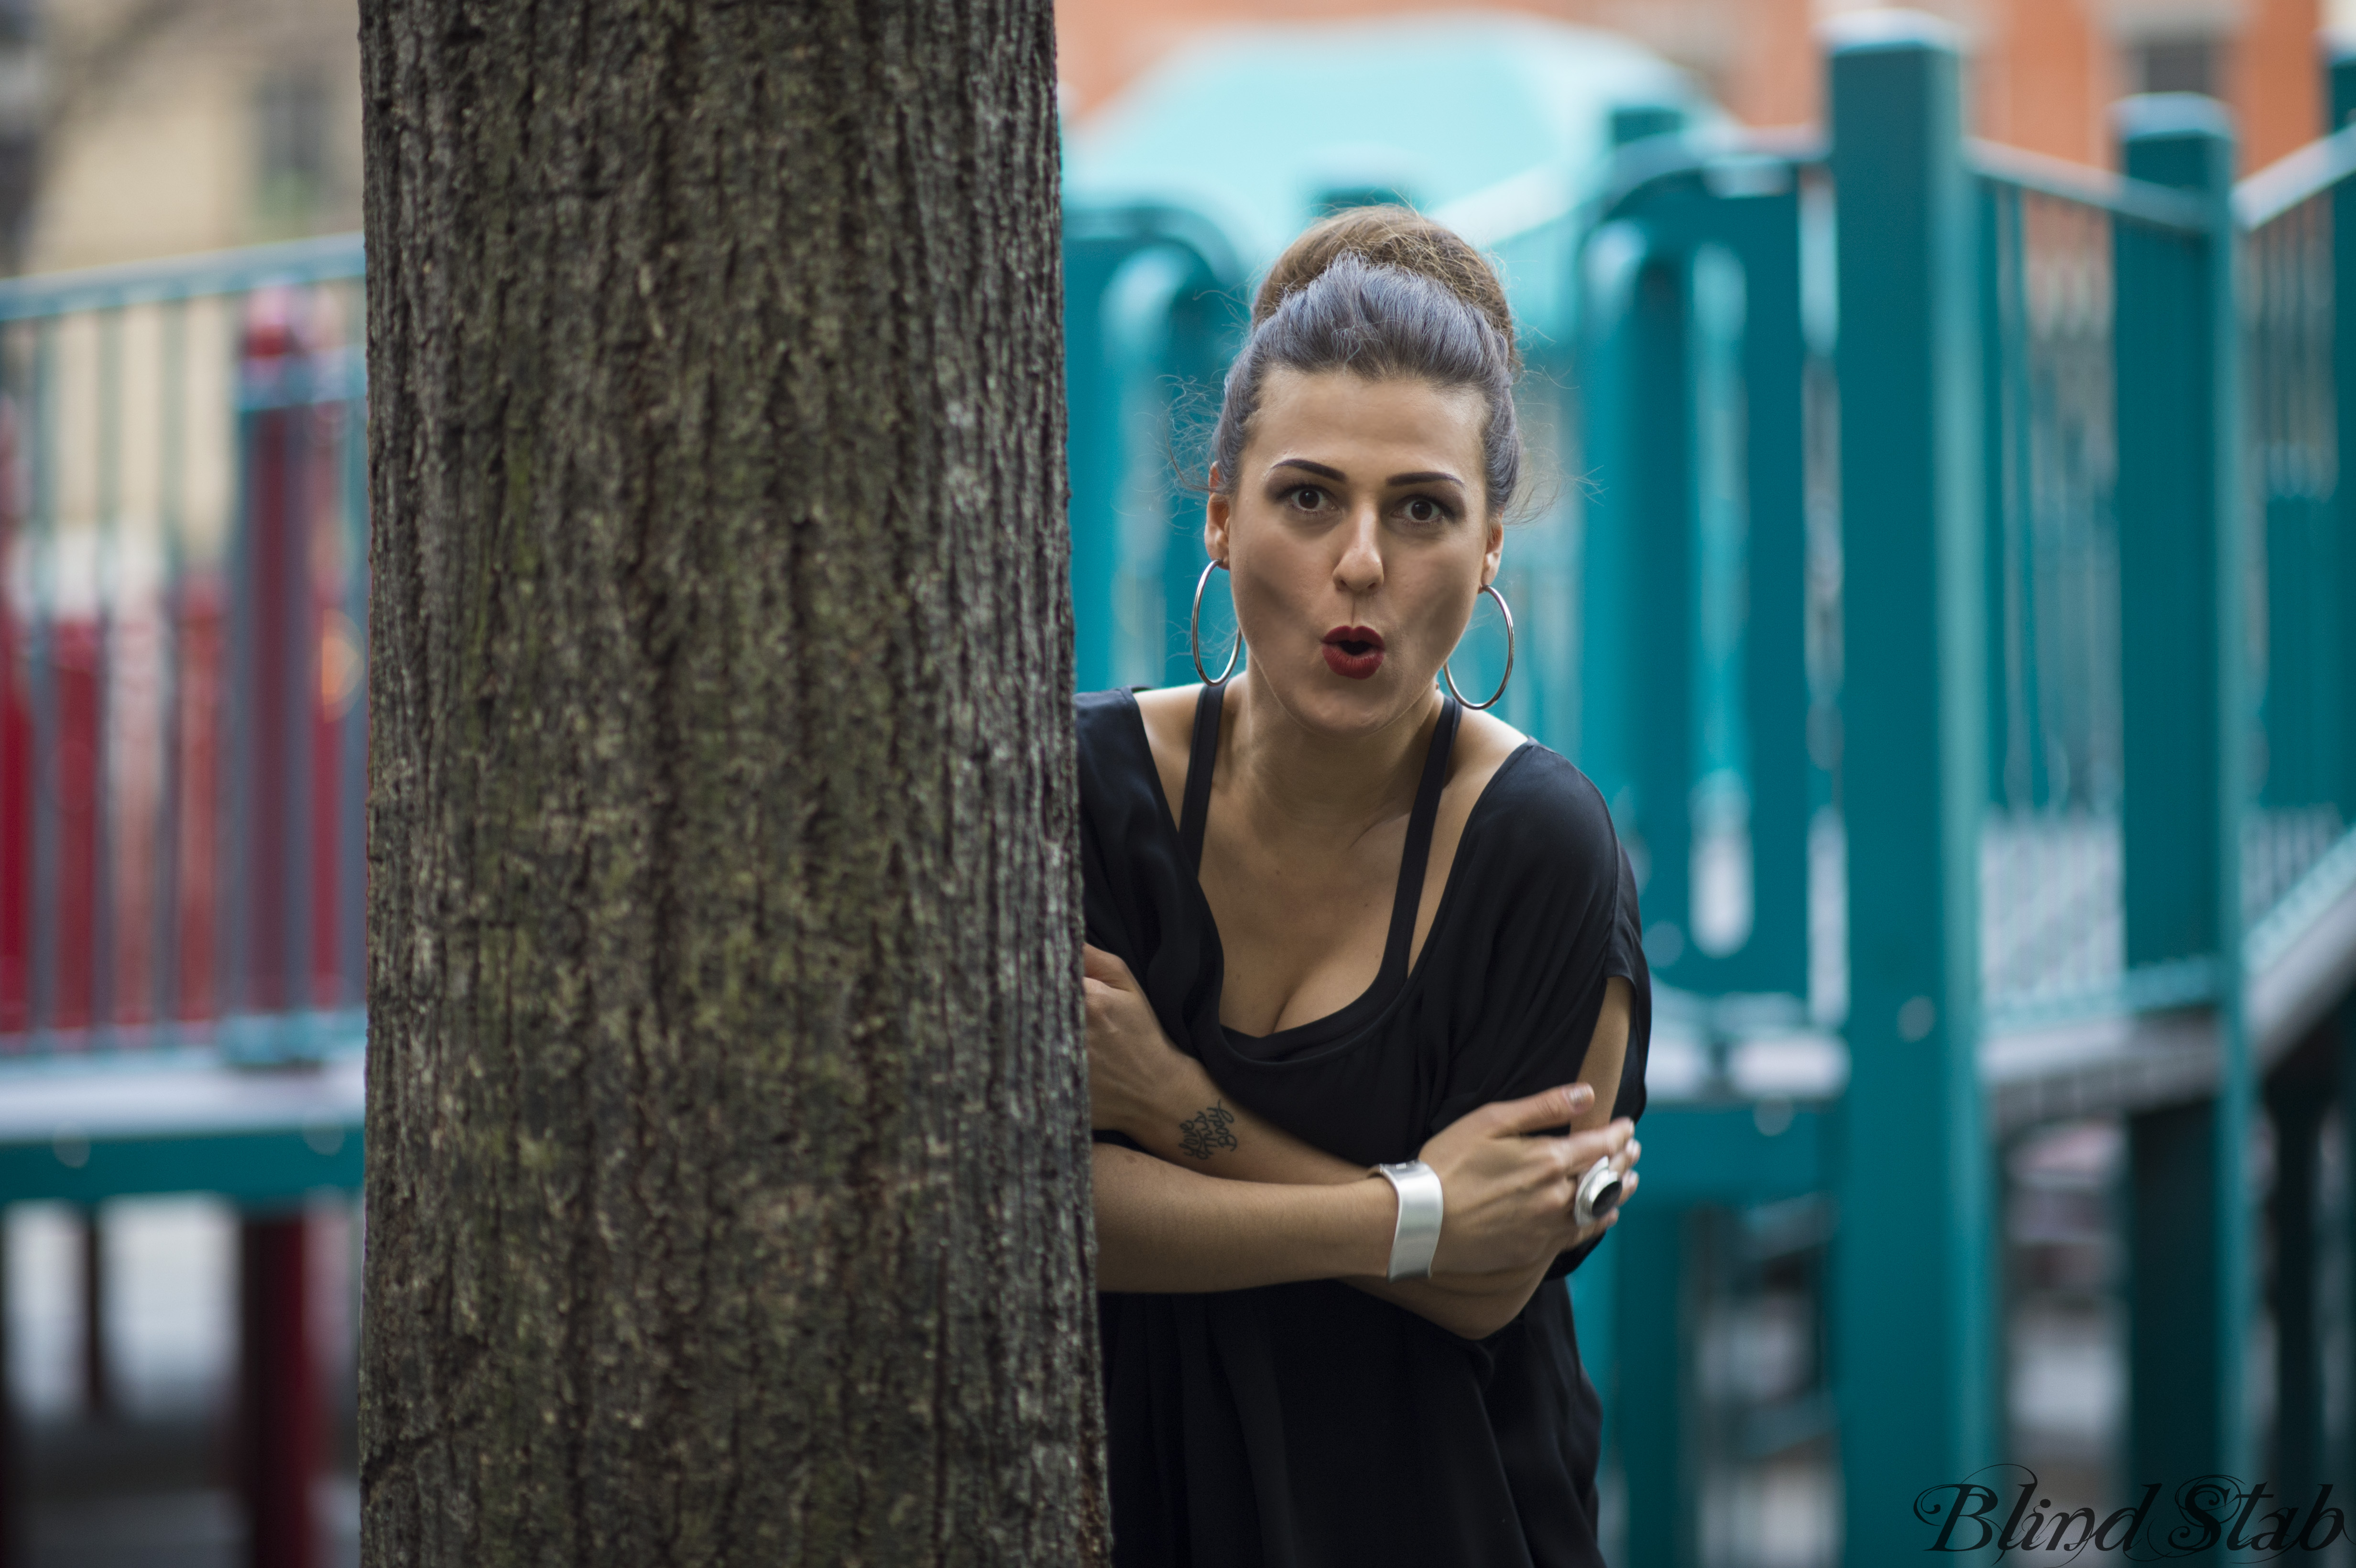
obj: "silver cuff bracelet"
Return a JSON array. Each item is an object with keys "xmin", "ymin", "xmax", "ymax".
[{"xmin": 1373, "ymin": 1160, "xmax": 1445, "ymax": 1281}]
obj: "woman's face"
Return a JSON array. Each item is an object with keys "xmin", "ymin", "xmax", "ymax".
[{"xmin": 1207, "ymin": 367, "xmax": 1503, "ymax": 738}]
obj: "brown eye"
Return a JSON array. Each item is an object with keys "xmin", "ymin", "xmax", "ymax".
[
  {"xmin": 1291, "ymin": 485, "xmax": 1323, "ymax": 510},
  {"xmin": 1405, "ymin": 497, "xmax": 1445, "ymax": 523}
]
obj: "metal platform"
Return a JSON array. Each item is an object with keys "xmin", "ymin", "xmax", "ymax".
[{"xmin": 0, "ymin": 1045, "xmax": 363, "ymax": 1206}]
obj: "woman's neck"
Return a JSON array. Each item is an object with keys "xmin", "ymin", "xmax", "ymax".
[{"xmin": 1220, "ymin": 672, "xmax": 1442, "ymax": 844}]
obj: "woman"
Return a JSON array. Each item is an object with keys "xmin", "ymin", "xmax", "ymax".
[{"xmin": 1078, "ymin": 207, "xmax": 1650, "ymax": 1568}]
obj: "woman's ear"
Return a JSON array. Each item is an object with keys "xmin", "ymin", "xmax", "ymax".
[
  {"xmin": 1481, "ymin": 515, "xmax": 1504, "ymax": 587},
  {"xmin": 1205, "ymin": 477, "xmax": 1233, "ymax": 564}
]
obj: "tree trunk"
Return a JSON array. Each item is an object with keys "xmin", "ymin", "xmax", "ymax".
[{"xmin": 354, "ymin": 3, "xmax": 1102, "ymax": 1564}]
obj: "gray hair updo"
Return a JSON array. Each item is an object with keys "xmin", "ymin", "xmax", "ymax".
[{"xmin": 1212, "ymin": 206, "xmax": 1523, "ymax": 514}]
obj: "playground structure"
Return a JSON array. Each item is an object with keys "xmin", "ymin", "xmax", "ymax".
[
  {"xmin": 0, "ymin": 236, "xmax": 366, "ymax": 1565},
  {"xmin": 1066, "ymin": 11, "xmax": 2356, "ymax": 1562},
  {"xmin": 5, "ymin": 11, "xmax": 2356, "ymax": 1566}
]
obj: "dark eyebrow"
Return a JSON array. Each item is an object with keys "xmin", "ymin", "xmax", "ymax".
[
  {"xmin": 1270, "ymin": 458, "xmax": 1345, "ymax": 481},
  {"xmin": 1269, "ymin": 458, "xmax": 1465, "ymax": 489}
]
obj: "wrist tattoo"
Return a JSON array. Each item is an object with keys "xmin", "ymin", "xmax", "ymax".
[{"xmin": 1177, "ymin": 1100, "xmax": 1239, "ymax": 1160}]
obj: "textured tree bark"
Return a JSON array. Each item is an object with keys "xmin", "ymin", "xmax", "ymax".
[{"xmin": 354, "ymin": 3, "xmax": 1102, "ymax": 1564}]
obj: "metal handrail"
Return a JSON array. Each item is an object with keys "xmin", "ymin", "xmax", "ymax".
[
  {"xmin": 1432, "ymin": 127, "xmax": 1822, "ymax": 253},
  {"xmin": 2234, "ymin": 121, "xmax": 2356, "ymax": 229},
  {"xmin": 1062, "ymin": 202, "xmax": 1243, "ymax": 288},
  {"xmin": 0, "ymin": 231, "xmax": 364, "ymax": 322},
  {"xmin": 1968, "ymin": 139, "xmax": 2214, "ymax": 232}
]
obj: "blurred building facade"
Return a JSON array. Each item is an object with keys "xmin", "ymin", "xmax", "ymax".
[
  {"xmin": 1058, "ymin": 0, "xmax": 2332, "ymax": 169},
  {"xmin": 19, "ymin": 0, "xmax": 359, "ymax": 273},
  {"xmin": 0, "ymin": 0, "xmax": 2334, "ymax": 278}
]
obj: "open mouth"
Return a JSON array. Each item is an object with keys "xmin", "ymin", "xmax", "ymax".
[{"xmin": 1322, "ymin": 626, "xmax": 1385, "ymax": 680}]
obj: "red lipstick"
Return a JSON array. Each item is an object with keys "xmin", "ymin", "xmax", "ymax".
[{"xmin": 1321, "ymin": 625, "xmax": 1385, "ymax": 680}]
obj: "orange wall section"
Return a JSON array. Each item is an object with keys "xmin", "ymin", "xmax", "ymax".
[
  {"xmin": 1055, "ymin": 0, "xmax": 1817, "ymax": 125},
  {"xmin": 2230, "ymin": 0, "xmax": 2326, "ymax": 168},
  {"xmin": 1973, "ymin": 0, "xmax": 2113, "ymax": 166}
]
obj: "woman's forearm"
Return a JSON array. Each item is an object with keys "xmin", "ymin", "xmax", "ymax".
[
  {"xmin": 1092, "ymin": 1143, "xmax": 1556, "ymax": 1337},
  {"xmin": 1105, "ymin": 1050, "xmax": 1601, "ymax": 1335},
  {"xmin": 1119, "ymin": 1053, "xmax": 1366, "ymax": 1186},
  {"xmin": 1093, "ymin": 1143, "xmax": 1396, "ymax": 1292},
  {"xmin": 1091, "ymin": 979, "xmax": 1639, "ymax": 1332},
  {"xmin": 1115, "ymin": 979, "xmax": 1633, "ymax": 1186}
]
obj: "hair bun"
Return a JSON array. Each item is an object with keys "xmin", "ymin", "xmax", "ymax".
[{"xmin": 1252, "ymin": 205, "xmax": 1518, "ymax": 370}]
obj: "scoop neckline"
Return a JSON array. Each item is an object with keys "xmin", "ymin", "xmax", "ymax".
[{"xmin": 1115, "ymin": 686, "xmax": 1534, "ymax": 1056}]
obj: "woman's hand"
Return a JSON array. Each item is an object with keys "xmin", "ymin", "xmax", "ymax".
[
  {"xmin": 1083, "ymin": 944, "xmax": 1194, "ymax": 1136},
  {"xmin": 1415, "ymin": 1085, "xmax": 1641, "ymax": 1278}
]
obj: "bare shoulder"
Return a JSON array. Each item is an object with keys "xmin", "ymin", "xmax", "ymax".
[
  {"xmin": 1132, "ymin": 685, "xmax": 1202, "ymax": 828},
  {"xmin": 1132, "ymin": 685, "xmax": 1199, "ymax": 768},
  {"xmin": 1445, "ymin": 707, "xmax": 1527, "ymax": 801}
]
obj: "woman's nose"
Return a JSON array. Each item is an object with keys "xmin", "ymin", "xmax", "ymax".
[{"xmin": 1335, "ymin": 508, "xmax": 1384, "ymax": 590}]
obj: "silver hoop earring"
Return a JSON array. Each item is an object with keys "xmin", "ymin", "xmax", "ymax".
[
  {"xmin": 1441, "ymin": 582, "xmax": 1515, "ymax": 711},
  {"xmin": 1190, "ymin": 559, "xmax": 1242, "ymax": 684}
]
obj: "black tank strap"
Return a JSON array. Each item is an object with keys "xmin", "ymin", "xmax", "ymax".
[
  {"xmin": 1182, "ymin": 683, "xmax": 1461, "ymax": 959},
  {"xmin": 1178, "ymin": 680, "xmax": 1226, "ymax": 873},
  {"xmin": 1384, "ymin": 695, "xmax": 1462, "ymax": 969}
]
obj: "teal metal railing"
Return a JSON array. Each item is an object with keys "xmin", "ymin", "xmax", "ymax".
[
  {"xmin": 1574, "ymin": 128, "xmax": 1821, "ymax": 1018},
  {"xmin": 2240, "ymin": 129, "xmax": 2356, "ymax": 960},
  {"xmin": 1562, "ymin": 33, "xmax": 2356, "ymax": 1567},
  {"xmin": 1063, "ymin": 204, "xmax": 1246, "ymax": 694},
  {"xmin": 1562, "ymin": 124, "xmax": 1838, "ymax": 1568},
  {"xmin": 0, "ymin": 234, "xmax": 366, "ymax": 1064},
  {"xmin": 1969, "ymin": 157, "xmax": 2142, "ymax": 1034}
]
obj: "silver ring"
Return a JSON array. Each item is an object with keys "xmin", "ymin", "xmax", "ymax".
[
  {"xmin": 1573, "ymin": 1155, "xmax": 1625, "ymax": 1229},
  {"xmin": 1440, "ymin": 581, "xmax": 1515, "ymax": 711},
  {"xmin": 1190, "ymin": 558, "xmax": 1242, "ymax": 685}
]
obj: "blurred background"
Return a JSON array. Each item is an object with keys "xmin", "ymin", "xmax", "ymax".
[{"xmin": 4, "ymin": 0, "xmax": 2356, "ymax": 1564}]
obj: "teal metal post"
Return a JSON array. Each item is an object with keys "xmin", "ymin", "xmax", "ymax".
[
  {"xmin": 1576, "ymin": 221, "xmax": 1652, "ymax": 830},
  {"xmin": 2266, "ymin": 1063, "xmax": 2326, "ymax": 1510},
  {"xmin": 1583, "ymin": 220, "xmax": 1804, "ymax": 992},
  {"xmin": 2341, "ymin": 999, "xmax": 2356, "ymax": 1506},
  {"xmin": 1064, "ymin": 233, "xmax": 1131, "ymax": 695},
  {"xmin": 1584, "ymin": 164, "xmax": 1813, "ymax": 997},
  {"xmin": 1614, "ymin": 1203, "xmax": 1697, "ymax": 1568},
  {"xmin": 1826, "ymin": 19, "xmax": 1994, "ymax": 1560},
  {"xmin": 2333, "ymin": 44, "xmax": 2356, "ymax": 819},
  {"xmin": 2332, "ymin": 48, "xmax": 2356, "ymax": 1517},
  {"xmin": 1612, "ymin": 104, "xmax": 1685, "ymax": 148},
  {"xmin": 1568, "ymin": 1225, "xmax": 1618, "ymax": 1409},
  {"xmin": 1577, "ymin": 217, "xmax": 1699, "ymax": 970},
  {"xmin": 1064, "ymin": 210, "xmax": 1244, "ymax": 694},
  {"xmin": 2113, "ymin": 96, "xmax": 2249, "ymax": 1498},
  {"xmin": 1625, "ymin": 255, "xmax": 1698, "ymax": 971},
  {"xmin": 0, "ymin": 1207, "xmax": 14, "ymax": 1568},
  {"xmin": 2123, "ymin": 1101, "xmax": 2228, "ymax": 1499},
  {"xmin": 1154, "ymin": 264, "xmax": 1244, "ymax": 687},
  {"xmin": 1731, "ymin": 184, "xmax": 1815, "ymax": 1000}
]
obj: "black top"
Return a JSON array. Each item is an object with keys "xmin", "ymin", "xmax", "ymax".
[{"xmin": 1080, "ymin": 683, "xmax": 1652, "ymax": 1568}]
